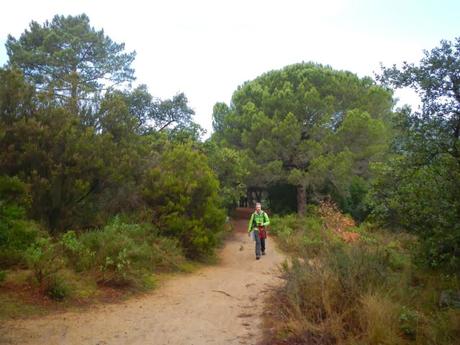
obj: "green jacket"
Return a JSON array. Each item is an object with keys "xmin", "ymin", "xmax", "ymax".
[{"xmin": 248, "ymin": 210, "xmax": 270, "ymax": 232}]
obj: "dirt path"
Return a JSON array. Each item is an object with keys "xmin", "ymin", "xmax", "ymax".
[{"xmin": 1, "ymin": 209, "xmax": 285, "ymax": 345}]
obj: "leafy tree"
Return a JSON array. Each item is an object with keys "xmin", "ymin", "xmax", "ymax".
[
  {"xmin": 0, "ymin": 15, "xmax": 231, "ymax": 274},
  {"xmin": 152, "ymin": 92, "xmax": 195, "ymax": 132},
  {"xmin": 6, "ymin": 14, "xmax": 135, "ymax": 112},
  {"xmin": 0, "ymin": 67, "xmax": 200, "ymax": 233},
  {"xmin": 378, "ymin": 37, "xmax": 460, "ymax": 163},
  {"xmin": 212, "ymin": 63, "xmax": 393, "ymax": 214},
  {"xmin": 98, "ymin": 91, "xmax": 140, "ymax": 142},
  {"xmin": 96, "ymin": 85, "xmax": 196, "ymax": 136},
  {"xmin": 373, "ymin": 37, "xmax": 460, "ymax": 269},
  {"xmin": 0, "ymin": 68, "xmax": 35, "ymax": 125},
  {"xmin": 0, "ymin": 105, "xmax": 115, "ymax": 231},
  {"xmin": 204, "ymin": 140, "xmax": 249, "ymax": 209},
  {"xmin": 212, "ymin": 102, "xmax": 231, "ymax": 134}
]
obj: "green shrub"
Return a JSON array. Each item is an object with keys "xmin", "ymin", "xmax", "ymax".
[
  {"xmin": 23, "ymin": 236, "xmax": 70, "ymax": 300},
  {"xmin": 142, "ymin": 143, "xmax": 226, "ymax": 259},
  {"xmin": 24, "ymin": 237, "xmax": 64, "ymax": 286},
  {"xmin": 0, "ymin": 175, "xmax": 41, "ymax": 268},
  {"xmin": 399, "ymin": 306, "xmax": 419, "ymax": 340},
  {"xmin": 370, "ymin": 156, "xmax": 460, "ymax": 271},
  {"xmin": 80, "ymin": 222, "xmax": 145, "ymax": 286},
  {"xmin": 79, "ymin": 218, "xmax": 185, "ymax": 287},
  {"xmin": 59, "ymin": 230, "xmax": 95, "ymax": 272},
  {"xmin": 270, "ymin": 213, "xmax": 333, "ymax": 257},
  {"xmin": 44, "ymin": 274, "xmax": 70, "ymax": 301}
]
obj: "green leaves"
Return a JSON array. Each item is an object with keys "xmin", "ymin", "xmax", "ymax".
[
  {"xmin": 0, "ymin": 68, "xmax": 35, "ymax": 124},
  {"xmin": 212, "ymin": 62, "xmax": 393, "ymax": 213},
  {"xmin": 142, "ymin": 144, "xmax": 226, "ymax": 259},
  {"xmin": 25, "ymin": 236, "xmax": 64, "ymax": 285},
  {"xmin": 6, "ymin": 14, "xmax": 136, "ymax": 111},
  {"xmin": 205, "ymin": 142, "xmax": 249, "ymax": 209},
  {"xmin": 379, "ymin": 37, "xmax": 460, "ymax": 159},
  {"xmin": 334, "ymin": 110, "xmax": 389, "ymax": 171},
  {"xmin": 373, "ymin": 37, "xmax": 460, "ymax": 269}
]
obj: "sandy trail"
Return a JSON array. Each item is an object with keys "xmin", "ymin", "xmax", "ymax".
[{"xmin": 1, "ymin": 209, "xmax": 285, "ymax": 345}]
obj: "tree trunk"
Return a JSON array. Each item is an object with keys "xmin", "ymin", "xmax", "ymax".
[
  {"xmin": 70, "ymin": 66, "xmax": 79, "ymax": 113},
  {"xmin": 247, "ymin": 188, "xmax": 253, "ymax": 208},
  {"xmin": 255, "ymin": 189, "xmax": 262, "ymax": 203},
  {"xmin": 296, "ymin": 184, "xmax": 306, "ymax": 215}
]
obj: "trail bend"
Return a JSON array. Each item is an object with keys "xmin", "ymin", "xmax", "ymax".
[{"xmin": 1, "ymin": 208, "xmax": 285, "ymax": 345}]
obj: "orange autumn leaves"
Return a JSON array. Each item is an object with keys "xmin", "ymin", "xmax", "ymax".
[{"xmin": 318, "ymin": 200, "xmax": 360, "ymax": 242}]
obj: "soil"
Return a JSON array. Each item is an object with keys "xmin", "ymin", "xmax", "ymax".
[{"xmin": 0, "ymin": 209, "xmax": 285, "ymax": 345}]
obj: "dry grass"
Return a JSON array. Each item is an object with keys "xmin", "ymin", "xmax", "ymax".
[
  {"xmin": 359, "ymin": 292, "xmax": 404, "ymax": 345},
  {"xmin": 264, "ymin": 207, "xmax": 460, "ymax": 345}
]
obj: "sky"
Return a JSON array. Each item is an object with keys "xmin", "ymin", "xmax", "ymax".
[{"xmin": 1, "ymin": 0, "xmax": 459, "ymax": 136}]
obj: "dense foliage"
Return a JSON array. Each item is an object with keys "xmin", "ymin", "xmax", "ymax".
[
  {"xmin": 0, "ymin": 11, "xmax": 458, "ymax": 322},
  {"xmin": 6, "ymin": 14, "xmax": 136, "ymax": 112},
  {"xmin": 211, "ymin": 62, "xmax": 393, "ymax": 215},
  {"xmin": 142, "ymin": 144, "xmax": 226, "ymax": 258},
  {"xmin": 0, "ymin": 14, "xmax": 227, "ymax": 296},
  {"xmin": 0, "ymin": 176, "xmax": 41, "ymax": 267},
  {"xmin": 371, "ymin": 37, "xmax": 460, "ymax": 269}
]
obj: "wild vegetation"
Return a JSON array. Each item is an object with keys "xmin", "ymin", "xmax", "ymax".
[
  {"xmin": 0, "ymin": 13, "xmax": 459, "ymax": 342},
  {"xmin": 210, "ymin": 37, "xmax": 460, "ymax": 343},
  {"xmin": 262, "ymin": 204, "xmax": 459, "ymax": 344},
  {"xmin": 211, "ymin": 37, "xmax": 460, "ymax": 272},
  {"xmin": 0, "ymin": 14, "xmax": 227, "ymax": 315}
]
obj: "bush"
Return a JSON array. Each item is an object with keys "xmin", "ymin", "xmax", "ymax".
[
  {"xmin": 0, "ymin": 175, "xmax": 41, "ymax": 268},
  {"xmin": 270, "ymin": 211, "xmax": 334, "ymax": 257},
  {"xmin": 142, "ymin": 143, "xmax": 226, "ymax": 259},
  {"xmin": 44, "ymin": 274, "xmax": 70, "ymax": 301},
  {"xmin": 79, "ymin": 218, "xmax": 185, "ymax": 287},
  {"xmin": 398, "ymin": 306, "xmax": 419, "ymax": 340},
  {"xmin": 370, "ymin": 156, "xmax": 460, "ymax": 271},
  {"xmin": 268, "ymin": 213, "xmax": 460, "ymax": 345},
  {"xmin": 24, "ymin": 235, "xmax": 70, "ymax": 300},
  {"xmin": 59, "ymin": 231, "xmax": 95, "ymax": 272},
  {"xmin": 24, "ymin": 237, "xmax": 64, "ymax": 286}
]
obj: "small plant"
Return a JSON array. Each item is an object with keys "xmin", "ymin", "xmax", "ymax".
[
  {"xmin": 44, "ymin": 275, "xmax": 69, "ymax": 301},
  {"xmin": 100, "ymin": 247, "xmax": 134, "ymax": 284},
  {"xmin": 59, "ymin": 230, "xmax": 95, "ymax": 272},
  {"xmin": 24, "ymin": 237, "xmax": 64, "ymax": 286},
  {"xmin": 399, "ymin": 306, "xmax": 419, "ymax": 340}
]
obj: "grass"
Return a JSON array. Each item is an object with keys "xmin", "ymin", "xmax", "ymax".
[
  {"xmin": 0, "ymin": 217, "xmax": 230, "ymax": 320},
  {"xmin": 0, "ymin": 293, "xmax": 46, "ymax": 320},
  {"xmin": 0, "ymin": 269, "xmax": 53, "ymax": 320},
  {"xmin": 263, "ymin": 205, "xmax": 460, "ymax": 345},
  {"xmin": 0, "ymin": 266, "xmax": 193, "ymax": 320}
]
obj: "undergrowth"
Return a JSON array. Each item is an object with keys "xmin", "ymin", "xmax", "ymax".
[{"xmin": 264, "ymin": 203, "xmax": 460, "ymax": 345}]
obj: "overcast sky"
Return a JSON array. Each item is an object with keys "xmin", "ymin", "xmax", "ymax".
[{"xmin": 1, "ymin": 0, "xmax": 459, "ymax": 135}]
